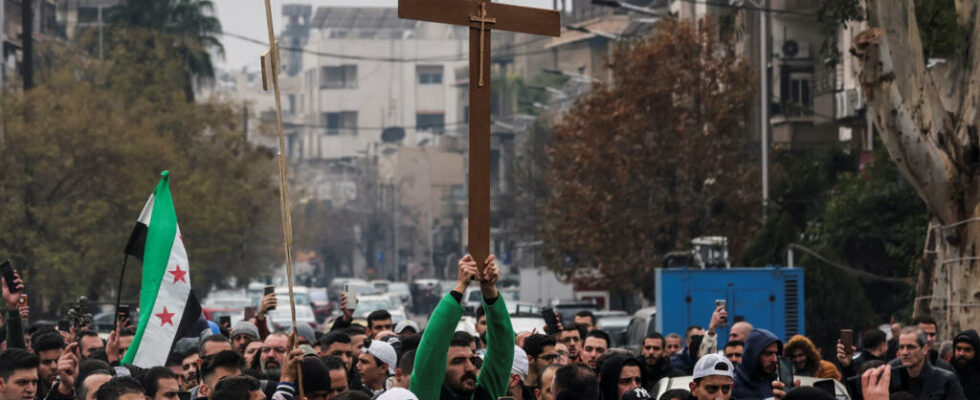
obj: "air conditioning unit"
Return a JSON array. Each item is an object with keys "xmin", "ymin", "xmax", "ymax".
[
  {"xmin": 836, "ymin": 91, "xmax": 856, "ymax": 119},
  {"xmin": 848, "ymin": 88, "xmax": 866, "ymax": 111},
  {"xmin": 775, "ymin": 39, "xmax": 811, "ymax": 60}
]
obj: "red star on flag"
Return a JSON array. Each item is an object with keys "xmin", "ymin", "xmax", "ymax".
[
  {"xmin": 156, "ymin": 307, "xmax": 175, "ymax": 326},
  {"xmin": 168, "ymin": 265, "xmax": 187, "ymax": 284}
]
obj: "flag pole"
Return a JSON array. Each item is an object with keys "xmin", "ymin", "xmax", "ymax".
[
  {"xmin": 114, "ymin": 253, "xmax": 129, "ymax": 328},
  {"xmin": 261, "ymin": 0, "xmax": 303, "ymax": 396}
]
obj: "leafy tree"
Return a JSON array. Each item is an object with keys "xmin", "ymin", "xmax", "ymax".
[
  {"xmin": 742, "ymin": 145, "xmax": 926, "ymax": 353},
  {"xmin": 542, "ymin": 19, "xmax": 759, "ymax": 292},
  {"xmin": 0, "ymin": 38, "xmax": 278, "ymax": 316},
  {"xmin": 105, "ymin": 0, "xmax": 224, "ymax": 99}
]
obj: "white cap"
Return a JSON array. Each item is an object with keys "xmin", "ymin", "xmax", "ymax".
[
  {"xmin": 395, "ymin": 320, "xmax": 420, "ymax": 334},
  {"xmin": 692, "ymin": 353, "xmax": 734, "ymax": 380},
  {"xmin": 363, "ymin": 340, "xmax": 398, "ymax": 375},
  {"xmin": 376, "ymin": 388, "xmax": 419, "ymax": 400},
  {"xmin": 512, "ymin": 345, "xmax": 529, "ymax": 381}
]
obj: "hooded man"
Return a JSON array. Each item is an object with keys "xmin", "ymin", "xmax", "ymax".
[
  {"xmin": 598, "ymin": 355, "xmax": 647, "ymax": 400},
  {"xmin": 953, "ymin": 330, "xmax": 980, "ymax": 400},
  {"xmin": 641, "ymin": 333, "xmax": 684, "ymax": 390},
  {"xmin": 733, "ymin": 329, "xmax": 792, "ymax": 400}
]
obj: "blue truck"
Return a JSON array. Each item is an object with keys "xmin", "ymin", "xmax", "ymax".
[{"xmin": 654, "ymin": 266, "xmax": 805, "ymax": 345}]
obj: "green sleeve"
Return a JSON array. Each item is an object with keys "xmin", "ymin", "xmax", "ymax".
[
  {"xmin": 476, "ymin": 296, "xmax": 514, "ymax": 399},
  {"xmin": 410, "ymin": 292, "xmax": 463, "ymax": 400},
  {"xmin": 4, "ymin": 310, "xmax": 25, "ymax": 349}
]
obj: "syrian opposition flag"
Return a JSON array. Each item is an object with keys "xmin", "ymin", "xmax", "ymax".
[{"xmin": 122, "ymin": 171, "xmax": 202, "ymax": 367}]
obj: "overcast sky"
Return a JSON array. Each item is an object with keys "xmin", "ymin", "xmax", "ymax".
[{"xmin": 213, "ymin": 0, "xmax": 555, "ymax": 72}]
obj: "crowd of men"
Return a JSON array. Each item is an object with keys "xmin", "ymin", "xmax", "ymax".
[{"xmin": 0, "ymin": 260, "xmax": 976, "ymax": 400}]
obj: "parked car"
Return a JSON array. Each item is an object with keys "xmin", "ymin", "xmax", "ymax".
[
  {"xmin": 370, "ymin": 280, "xmax": 391, "ymax": 293},
  {"xmin": 551, "ymin": 299, "xmax": 599, "ymax": 324},
  {"xmin": 309, "ymin": 287, "xmax": 333, "ymax": 323},
  {"xmin": 624, "ymin": 307, "xmax": 657, "ymax": 353},
  {"xmin": 266, "ymin": 287, "xmax": 317, "ymax": 330},
  {"xmin": 596, "ymin": 310, "xmax": 631, "ymax": 347},
  {"xmin": 388, "ymin": 282, "xmax": 412, "ymax": 308}
]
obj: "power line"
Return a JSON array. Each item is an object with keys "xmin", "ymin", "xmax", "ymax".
[
  {"xmin": 674, "ymin": 0, "xmax": 817, "ymax": 17},
  {"xmin": 222, "ymin": 31, "xmax": 555, "ymax": 63}
]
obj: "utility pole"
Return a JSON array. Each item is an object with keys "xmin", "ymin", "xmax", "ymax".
[
  {"xmin": 760, "ymin": 0, "xmax": 769, "ymax": 219},
  {"xmin": 22, "ymin": 0, "xmax": 33, "ymax": 90}
]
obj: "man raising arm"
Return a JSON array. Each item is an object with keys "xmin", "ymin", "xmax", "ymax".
[{"xmin": 410, "ymin": 254, "xmax": 514, "ymax": 400}]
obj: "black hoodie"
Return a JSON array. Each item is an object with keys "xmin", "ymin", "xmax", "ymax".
[
  {"xmin": 600, "ymin": 355, "xmax": 648, "ymax": 400},
  {"xmin": 954, "ymin": 330, "xmax": 980, "ymax": 400},
  {"xmin": 733, "ymin": 329, "xmax": 787, "ymax": 400},
  {"xmin": 644, "ymin": 356, "xmax": 685, "ymax": 390}
]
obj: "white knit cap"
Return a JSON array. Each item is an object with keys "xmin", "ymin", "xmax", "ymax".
[{"xmin": 512, "ymin": 345, "xmax": 529, "ymax": 381}]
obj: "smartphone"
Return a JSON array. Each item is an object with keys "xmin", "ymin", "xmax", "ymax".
[
  {"xmin": 219, "ymin": 315, "xmax": 231, "ymax": 327},
  {"xmin": 814, "ymin": 379, "xmax": 835, "ymax": 395},
  {"xmin": 344, "ymin": 284, "xmax": 358, "ymax": 310},
  {"xmin": 0, "ymin": 261, "xmax": 17, "ymax": 293},
  {"xmin": 18, "ymin": 294, "xmax": 27, "ymax": 308},
  {"xmin": 244, "ymin": 306, "xmax": 257, "ymax": 321},
  {"xmin": 542, "ymin": 307, "xmax": 560, "ymax": 335},
  {"xmin": 263, "ymin": 286, "xmax": 276, "ymax": 311},
  {"xmin": 715, "ymin": 299, "xmax": 728, "ymax": 326},
  {"xmin": 841, "ymin": 329, "xmax": 854, "ymax": 356},
  {"xmin": 58, "ymin": 320, "xmax": 70, "ymax": 332},
  {"xmin": 117, "ymin": 305, "xmax": 131, "ymax": 322}
]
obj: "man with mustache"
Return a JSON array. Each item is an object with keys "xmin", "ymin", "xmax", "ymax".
[
  {"xmin": 642, "ymin": 332, "xmax": 684, "ymax": 390},
  {"xmin": 887, "ymin": 326, "xmax": 963, "ymax": 400},
  {"xmin": 410, "ymin": 253, "xmax": 514, "ymax": 400},
  {"xmin": 953, "ymin": 330, "xmax": 980, "ymax": 400},
  {"xmin": 260, "ymin": 332, "xmax": 288, "ymax": 380}
]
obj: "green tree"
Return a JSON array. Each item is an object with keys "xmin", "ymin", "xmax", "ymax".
[
  {"xmin": 543, "ymin": 19, "xmax": 759, "ymax": 291},
  {"xmin": 0, "ymin": 38, "xmax": 278, "ymax": 316},
  {"xmin": 106, "ymin": 0, "xmax": 224, "ymax": 99},
  {"xmin": 742, "ymin": 145, "xmax": 925, "ymax": 353}
]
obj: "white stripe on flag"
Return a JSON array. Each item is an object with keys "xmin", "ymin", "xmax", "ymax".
[
  {"xmin": 137, "ymin": 194, "xmax": 155, "ymax": 226},
  {"xmin": 131, "ymin": 226, "xmax": 191, "ymax": 368}
]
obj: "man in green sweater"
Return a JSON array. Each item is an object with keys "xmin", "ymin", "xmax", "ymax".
[{"xmin": 411, "ymin": 254, "xmax": 514, "ymax": 400}]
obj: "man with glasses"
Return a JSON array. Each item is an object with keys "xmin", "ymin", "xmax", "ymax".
[
  {"xmin": 884, "ymin": 326, "xmax": 963, "ymax": 399},
  {"xmin": 598, "ymin": 354, "xmax": 646, "ymax": 400},
  {"xmin": 915, "ymin": 315, "xmax": 956, "ymax": 372},
  {"xmin": 642, "ymin": 332, "xmax": 684, "ymax": 390},
  {"xmin": 523, "ymin": 334, "xmax": 557, "ymax": 390},
  {"xmin": 410, "ymin": 253, "xmax": 514, "ymax": 400},
  {"xmin": 690, "ymin": 354, "xmax": 735, "ymax": 400}
]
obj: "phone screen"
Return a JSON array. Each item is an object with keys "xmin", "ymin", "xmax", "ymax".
[{"xmin": 264, "ymin": 286, "xmax": 276, "ymax": 311}]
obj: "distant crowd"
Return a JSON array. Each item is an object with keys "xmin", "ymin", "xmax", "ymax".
[{"xmin": 0, "ymin": 256, "xmax": 974, "ymax": 400}]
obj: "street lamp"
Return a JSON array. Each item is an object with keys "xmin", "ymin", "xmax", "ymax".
[{"xmin": 591, "ymin": 0, "xmax": 666, "ymax": 17}]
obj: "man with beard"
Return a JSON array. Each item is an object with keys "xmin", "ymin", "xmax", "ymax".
[
  {"xmin": 914, "ymin": 315, "xmax": 955, "ymax": 372},
  {"xmin": 887, "ymin": 326, "xmax": 963, "ymax": 400},
  {"xmin": 410, "ymin": 254, "xmax": 514, "ymax": 400},
  {"xmin": 523, "ymin": 334, "xmax": 557, "ymax": 390},
  {"xmin": 641, "ymin": 333, "xmax": 684, "ymax": 389},
  {"xmin": 953, "ymin": 330, "xmax": 980, "ymax": 400},
  {"xmin": 732, "ymin": 329, "xmax": 792, "ymax": 400},
  {"xmin": 259, "ymin": 333, "xmax": 288, "ymax": 380}
]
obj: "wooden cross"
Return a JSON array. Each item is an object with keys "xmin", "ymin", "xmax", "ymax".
[{"xmin": 398, "ymin": 0, "xmax": 560, "ymax": 274}]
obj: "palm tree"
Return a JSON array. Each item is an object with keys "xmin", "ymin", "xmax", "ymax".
[{"xmin": 106, "ymin": 0, "xmax": 224, "ymax": 99}]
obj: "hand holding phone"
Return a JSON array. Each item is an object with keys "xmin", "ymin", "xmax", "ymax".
[
  {"xmin": 219, "ymin": 315, "xmax": 231, "ymax": 329},
  {"xmin": 841, "ymin": 329, "xmax": 854, "ymax": 356},
  {"xmin": 0, "ymin": 261, "xmax": 17, "ymax": 294},
  {"xmin": 263, "ymin": 286, "xmax": 277, "ymax": 312},
  {"xmin": 542, "ymin": 307, "xmax": 560, "ymax": 335},
  {"xmin": 343, "ymin": 284, "xmax": 358, "ymax": 311}
]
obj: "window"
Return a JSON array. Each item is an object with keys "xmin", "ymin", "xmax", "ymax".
[
  {"xmin": 287, "ymin": 94, "xmax": 295, "ymax": 114},
  {"xmin": 320, "ymin": 65, "xmax": 357, "ymax": 89},
  {"xmin": 416, "ymin": 113, "xmax": 445, "ymax": 134},
  {"xmin": 417, "ymin": 65, "xmax": 443, "ymax": 85},
  {"xmin": 323, "ymin": 112, "xmax": 357, "ymax": 135},
  {"xmin": 78, "ymin": 7, "xmax": 99, "ymax": 24},
  {"xmin": 787, "ymin": 77, "xmax": 812, "ymax": 116}
]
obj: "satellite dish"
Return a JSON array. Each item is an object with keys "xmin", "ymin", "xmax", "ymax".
[
  {"xmin": 782, "ymin": 40, "xmax": 800, "ymax": 58},
  {"xmin": 381, "ymin": 127, "xmax": 406, "ymax": 143}
]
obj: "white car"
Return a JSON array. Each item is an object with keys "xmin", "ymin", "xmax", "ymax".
[{"xmin": 267, "ymin": 287, "xmax": 317, "ymax": 330}]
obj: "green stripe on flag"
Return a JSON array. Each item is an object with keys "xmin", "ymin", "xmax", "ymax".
[{"xmin": 122, "ymin": 171, "xmax": 178, "ymax": 365}]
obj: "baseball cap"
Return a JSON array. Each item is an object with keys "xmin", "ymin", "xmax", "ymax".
[
  {"xmin": 394, "ymin": 320, "xmax": 420, "ymax": 334},
  {"xmin": 363, "ymin": 340, "xmax": 398, "ymax": 375},
  {"xmin": 692, "ymin": 353, "xmax": 734, "ymax": 380},
  {"xmin": 621, "ymin": 387, "xmax": 653, "ymax": 400}
]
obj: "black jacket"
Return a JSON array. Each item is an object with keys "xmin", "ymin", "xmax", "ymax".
[
  {"xmin": 669, "ymin": 336, "xmax": 703, "ymax": 375},
  {"xmin": 733, "ymin": 329, "xmax": 792, "ymax": 400},
  {"xmin": 645, "ymin": 357, "xmax": 685, "ymax": 390},
  {"xmin": 841, "ymin": 350, "xmax": 885, "ymax": 380},
  {"xmin": 954, "ymin": 330, "xmax": 980, "ymax": 400},
  {"xmin": 888, "ymin": 358, "xmax": 965, "ymax": 400}
]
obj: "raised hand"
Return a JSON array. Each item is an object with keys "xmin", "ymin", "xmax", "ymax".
[
  {"xmin": 480, "ymin": 254, "xmax": 499, "ymax": 299},
  {"xmin": 56, "ymin": 343, "xmax": 79, "ymax": 395},
  {"xmin": 454, "ymin": 254, "xmax": 479, "ymax": 293},
  {"xmin": 2, "ymin": 272, "xmax": 24, "ymax": 310}
]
